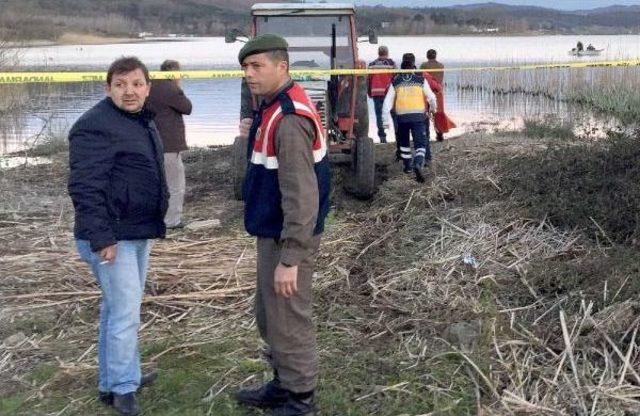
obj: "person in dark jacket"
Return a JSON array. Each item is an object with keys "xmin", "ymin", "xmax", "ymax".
[
  {"xmin": 68, "ymin": 56, "xmax": 168, "ymax": 416},
  {"xmin": 234, "ymin": 34, "xmax": 330, "ymax": 416},
  {"xmin": 146, "ymin": 60, "xmax": 192, "ymax": 229},
  {"xmin": 382, "ymin": 53, "xmax": 437, "ymax": 183}
]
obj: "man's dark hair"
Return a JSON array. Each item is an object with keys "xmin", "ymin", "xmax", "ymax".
[
  {"xmin": 266, "ymin": 49, "xmax": 289, "ymax": 66},
  {"xmin": 427, "ymin": 49, "xmax": 437, "ymax": 60},
  {"xmin": 107, "ymin": 56, "xmax": 150, "ymax": 84},
  {"xmin": 160, "ymin": 59, "xmax": 180, "ymax": 71},
  {"xmin": 401, "ymin": 53, "xmax": 416, "ymax": 70}
]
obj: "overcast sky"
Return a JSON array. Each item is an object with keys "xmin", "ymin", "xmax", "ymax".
[{"xmin": 352, "ymin": 0, "xmax": 640, "ymax": 11}]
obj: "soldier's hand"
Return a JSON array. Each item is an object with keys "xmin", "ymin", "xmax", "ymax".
[
  {"xmin": 99, "ymin": 244, "xmax": 117, "ymax": 264},
  {"xmin": 239, "ymin": 118, "xmax": 253, "ymax": 139},
  {"xmin": 274, "ymin": 263, "xmax": 298, "ymax": 298}
]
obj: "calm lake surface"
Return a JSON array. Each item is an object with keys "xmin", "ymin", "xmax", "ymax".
[{"xmin": 2, "ymin": 35, "xmax": 639, "ymax": 154}]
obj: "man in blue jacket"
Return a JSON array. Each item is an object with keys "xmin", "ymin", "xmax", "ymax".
[{"xmin": 68, "ymin": 56, "xmax": 168, "ymax": 416}]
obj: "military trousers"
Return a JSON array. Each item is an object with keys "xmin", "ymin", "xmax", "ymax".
[{"xmin": 255, "ymin": 235, "xmax": 321, "ymax": 393}]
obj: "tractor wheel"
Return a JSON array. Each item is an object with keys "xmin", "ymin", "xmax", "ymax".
[
  {"xmin": 353, "ymin": 75, "xmax": 369, "ymax": 139},
  {"xmin": 232, "ymin": 135, "xmax": 248, "ymax": 200},
  {"xmin": 351, "ymin": 136, "xmax": 375, "ymax": 200}
]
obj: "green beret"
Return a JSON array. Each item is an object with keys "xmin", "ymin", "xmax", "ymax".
[{"xmin": 238, "ymin": 34, "xmax": 289, "ymax": 64}]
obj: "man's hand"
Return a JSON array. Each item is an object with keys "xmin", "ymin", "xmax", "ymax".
[
  {"xmin": 239, "ymin": 118, "xmax": 253, "ymax": 139},
  {"xmin": 274, "ymin": 263, "xmax": 298, "ymax": 298},
  {"xmin": 99, "ymin": 244, "xmax": 117, "ymax": 264}
]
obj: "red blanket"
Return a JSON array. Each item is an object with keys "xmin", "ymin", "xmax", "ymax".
[{"xmin": 424, "ymin": 72, "xmax": 457, "ymax": 133}]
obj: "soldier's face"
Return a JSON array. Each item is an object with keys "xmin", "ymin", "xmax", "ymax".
[
  {"xmin": 106, "ymin": 69, "xmax": 151, "ymax": 113},
  {"xmin": 241, "ymin": 53, "xmax": 288, "ymax": 97}
]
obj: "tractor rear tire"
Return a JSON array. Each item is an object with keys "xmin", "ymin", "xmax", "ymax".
[
  {"xmin": 353, "ymin": 76, "xmax": 369, "ymax": 139},
  {"xmin": 351, "ymin": 136, "xmax": 375, "ymax": 200},
  {"xmin": 232, "ymin": 135, "xmax": 248, "ymax": 201}
]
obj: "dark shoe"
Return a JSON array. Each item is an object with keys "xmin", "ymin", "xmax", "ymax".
[
  {"xmin": 98, "ymin": 371, "xmax": 158, "ymax": 405},
  {"xmin": 236, "ymin": 379, "xmax": 289, "ymax": 408},
  {"xmin": 403, "ymin": 159, "xmax": 413, "ymax": 174},
  {"xmin": 112, "ymin": 392, "xmax": 140, "ymax": 416},
  {"xmin": 98, "ymin": 391, "xmax": 112, "ymax": 405},
  {"xmin": 414, "ymin": 166, "xmax": 425, "ymax": 183},
  {"xmin": 413, "ymin": 156, "xmax": 425, "ymax": 183},
  {"xmin": 271, "ymin": 393, "xmax": 316, "ymax": 416}
]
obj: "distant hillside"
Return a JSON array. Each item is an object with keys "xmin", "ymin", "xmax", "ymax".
[
  {"xmin": 1, "ymin": 0, "xmax": 639, "ymax": 41},
  {"xmin": 359, "ymin": 3, "xmax": 640, "ymax": 35},
  {"xmin": 0, "ymin": 0, "xmax": 255, "ymax": 40}
]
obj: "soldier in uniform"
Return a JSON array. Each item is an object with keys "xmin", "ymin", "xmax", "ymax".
[{"xmin": 234, "ymin": 34, "xmax": 331, "ymax": 416}]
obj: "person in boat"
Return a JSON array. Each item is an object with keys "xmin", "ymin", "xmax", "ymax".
[
  {"xmin": 576, "ymin": 41, "xmax": 584, "ymax": 52},
  {"xmin": 587, "ymin": 44, "xmax": 596, "ymax": 51}
]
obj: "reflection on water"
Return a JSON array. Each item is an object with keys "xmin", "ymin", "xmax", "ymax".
[
  {"xmin": 3, "ymin": 34, "xmax": 639, "ymax": 154},
  {"xmin": 0, "ymin": 76, "xmax": 628, "ymax": 154},
  {"xmin": 13, "ymin": 35, "xmax": 640, "ymax": 70}
]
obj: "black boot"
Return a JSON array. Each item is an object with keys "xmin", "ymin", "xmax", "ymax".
[
  {"xmin": 272, "ymin": 391, "xmax": 316, "ymax": 416},
  {"xmin": 112, "ymin": 392, "xmax": 140, "ymax": 416},
  {"xmin": 98, "ymin": 371, "xmax": 158, "ymax": 405},
  {"xmin": 413, "ymin": 155, "xmax": 425, "ymax": 183},
  {"xmin": 235, "ymin": 379, "xmax": 290, "ymax": 408}
]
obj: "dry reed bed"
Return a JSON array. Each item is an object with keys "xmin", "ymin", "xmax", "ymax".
[
  {"xmin": 457, "ymin": 64, "xmax": 640, "ymax": 122},
  {"xmin": 2, "ymin": 138, "xmax": 640, "ymax": 414},
  {"xmin": 326, "ymin": 137, "xmax": 640, "ymax": 414},
  {"xmin": 0, "ymin": 233, "xmax": 259, "ymax": 384},
  {"xmin": 0, "ymin": 155, "xmax": 259, "ymax": 396}
]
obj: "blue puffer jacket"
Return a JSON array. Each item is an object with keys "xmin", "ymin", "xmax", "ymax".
[{"xmin": 68, "ymin": 97, "xmax": 169, "ymax": 252}]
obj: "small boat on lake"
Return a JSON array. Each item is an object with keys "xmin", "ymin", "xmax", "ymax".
[{"xmin": 569, "ymin": 47, "xmax": 604, "ymax": 57}]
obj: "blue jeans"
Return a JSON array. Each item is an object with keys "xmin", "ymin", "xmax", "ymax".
[
  {"xmin": 76, "ymin": 239, "xmax": 152, "ymax": 395},
  {"xmin": 372, "ymin": 96, "xmax": 387, "ymax": 143},
  {"xmin": 396, "ymin": 119, "xmax": 431, "ymax": 170}
]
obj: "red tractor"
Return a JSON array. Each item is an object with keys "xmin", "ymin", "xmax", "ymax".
[{"xmin": 227, "ymin": 2, "xmax": 378, "ymax": 200}]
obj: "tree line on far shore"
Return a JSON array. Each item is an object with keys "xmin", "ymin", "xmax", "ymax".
[{"xmin": 1, "ymin": 0, "xmax": 639, "ymax": 42}]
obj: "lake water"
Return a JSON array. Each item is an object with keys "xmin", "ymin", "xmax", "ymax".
[{"xmin": 2, "ymin": 35, "xmax": 639, "ymax": 154}]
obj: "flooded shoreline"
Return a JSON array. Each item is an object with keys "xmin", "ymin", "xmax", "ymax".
[{"xmin": 2, "ymin": 34, "xmax": 639, "ymax": 154}]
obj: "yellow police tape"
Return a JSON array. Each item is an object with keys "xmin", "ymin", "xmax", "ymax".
[{"xmin": 1, "ymin": 59, "xmax": 640, "ymax": 84}]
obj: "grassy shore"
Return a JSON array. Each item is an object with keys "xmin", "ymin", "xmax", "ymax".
[{"xmin": 1, "ymin": 128, "xmax": 640, "ymax": 415}]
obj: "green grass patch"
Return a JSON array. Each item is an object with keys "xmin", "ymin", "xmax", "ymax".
[
  {"xmin": 5, "ymin": 326, "xmax": 481, "ymax": 415},
  {"xmin": 29, "ymin": 363, "xmax": 58, "ymax": 385},
  {"xmin": 0, "ymin": 394, "xmax": 27, "ymax": 415},
  {"xmin": 522, "ymin": 116, "xmax": 575, "ymax": 140}
]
